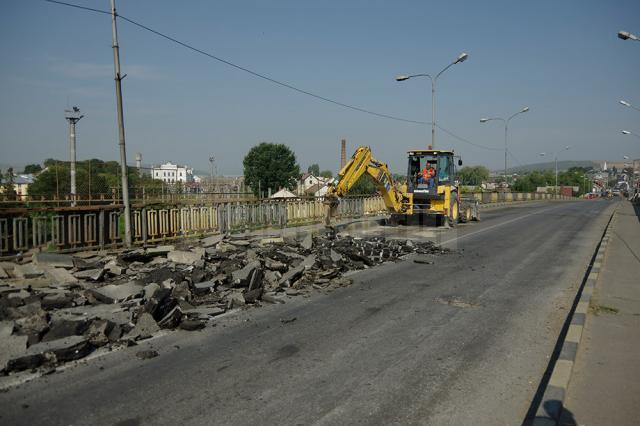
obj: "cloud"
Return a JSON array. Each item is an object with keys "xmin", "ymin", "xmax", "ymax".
[{"xmin": 50, "ymin": 60, "xmax": 159, "ymax": 80}]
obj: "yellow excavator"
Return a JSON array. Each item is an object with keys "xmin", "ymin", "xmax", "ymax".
[{"xmin": 324, "ymin": 146, "xmax": 479, "ymax": 227}]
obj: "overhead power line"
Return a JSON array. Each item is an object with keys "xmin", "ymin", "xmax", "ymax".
[
  {"xmin": 435, "ymin": 124, "xmax": 503, "ymax": 151},
  {"xmin": 44, "ymin": 0, "xmax": 425, "ymax": 125},
  {"xmin": 507, "ymin": 149, "xmax": 524, "ymax": 167},
  {"xmin": 44, "ymin": 0, "xmax": 503, "ymax": 151}
]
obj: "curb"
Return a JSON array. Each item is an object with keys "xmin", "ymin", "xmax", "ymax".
[{"xmin": 531, "ymin": 208, "xmax": 616, "ymax": 425}]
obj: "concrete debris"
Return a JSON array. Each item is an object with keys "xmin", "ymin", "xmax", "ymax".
[
  {"xmin": 32, "ymin": 253, "xmax": 75, "ymax": 269},
  {"xmin": 301, "ymin": 234, "xmax": 313, "ymax": 250},
  {"xmin": 201, "ymin": 234, "xmax": 224, "ymax": 248},
  {"xmin": 12, "ymin": 264, "xmax": 45, "ymax": 279},
  {"xmin": 73, "ymin": 268, "xmax": 105, "ymax": 281},
  {"xmin": 0, "ymin": 334, "xmax": 29, "ymax": 372},
  {"xmin": 104, "ymin": 260, "xmax": 126, "ymax": 276},
  {"xmin": 0, "ymin": 264, "xmax": 9, "ymax": 279},
  {"xmin": 42, "ymin": 318, "xmax": 88, "ymax": 342},
  {"xmin": 0, "ymin": 230, "xmax": 449, "ymax": 374},
  {"xmin": 89, "ymin": 282, "xmax": 143, "ymax": 304},
  {"xmin": 146, "ymin": 245, "xmax": 175, "ymax": 256},
  {"xmin": 167, "ymin": 250, "xmax": 202, "ymax": 265},
  {"xmin": 231, "ymin": 261, "xmax": 260, "ymax": 287},
  {"xmin": 127, "ymin": 313, "xmax": 160, "ymax": 340},
  {"xmin": 43, "ymin": 267, "xmax": 79, "ymax": 285},
  {"xmin": 259, "ymin": 237, "xmax": 284, "ymax": 246}
]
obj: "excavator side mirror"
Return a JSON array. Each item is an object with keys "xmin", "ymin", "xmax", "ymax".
[{"xmin": 458, "ymin": 159, "xmax": 463, "ymax": 166}]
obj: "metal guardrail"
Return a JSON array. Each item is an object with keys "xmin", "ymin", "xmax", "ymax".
[
  {"xmin": 0, "ymin": 193, "xmax": 574, "ymax": 256},
  {"xmin": 463, "ymin": 192, "xmax": 574, "ymax": 203},
  {"xmin": 0, "ymin": 196, "xmax": 386, "ymax": 255}
]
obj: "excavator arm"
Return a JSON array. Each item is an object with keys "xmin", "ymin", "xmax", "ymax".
[{"xmin": 324, "ymin": 146, "xmax": 410, "ymax": 226}]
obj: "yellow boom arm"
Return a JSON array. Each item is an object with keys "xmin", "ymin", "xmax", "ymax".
[{"xmin": 324, "ymin": 146, "xmax": 409, "ymax": 225}]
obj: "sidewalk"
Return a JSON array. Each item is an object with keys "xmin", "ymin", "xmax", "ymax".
[{"xmin": 560, "ymin": 201, "xmax": 640, "ymax": 425}]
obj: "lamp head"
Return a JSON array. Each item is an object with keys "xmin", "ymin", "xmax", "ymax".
[
  {"xmin": 455, "ymin": 52, "xmax": 469, "ymax": 64},
  {"xmin": 622, "ymin": 130, "xmax": 631, "ymax": 135},
  {"xmin": 620, "ymin": 100, "xmax": 632, "ymax": 107},
  {"xmin": 521, "ymin": 106, "xmax": 530, "ymax": 113},
  {"xmin": 618, "ymin": 31, "xmax": 631, "ymax": 40},
  {"xmin": 395, "ymin": 75, "xmax": 410, "ymax": 82},
  {"xmin": 480, "ymin": 118, "xmax": 489, "ymax": 123}
]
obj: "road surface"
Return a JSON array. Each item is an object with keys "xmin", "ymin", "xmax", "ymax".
[{"xmin": 0, "ymin": 200, "xmax": 616, "ymax": 425}]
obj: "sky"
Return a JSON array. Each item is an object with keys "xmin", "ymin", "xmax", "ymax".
[{"xmin": 1, "ymin": 0, "xmax": 639, "ymax": 175}]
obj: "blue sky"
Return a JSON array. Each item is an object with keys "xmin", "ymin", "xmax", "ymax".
[{"xmin": 1, "ymin": 0, "xmax": 639, "ymax": 175}]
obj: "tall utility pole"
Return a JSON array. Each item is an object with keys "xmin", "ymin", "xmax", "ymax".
[
  {"xmin": 64, "ymin": 106, "xmax": 83, "ymax": 206},
  {"xmin": 110, "ymin": 0, "xmax": 132, "ymax": 247},
  {"xmin": 209, "ymin": 156, "xmax": 215, "ymax": 193}
]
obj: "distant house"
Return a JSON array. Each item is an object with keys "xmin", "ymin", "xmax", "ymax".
[
  {"xmin": 151, "ymin": 162, "xmax": 194, "ymax": 184},
  {"xmin": 297, "ymin": 173, "xmax": 333, "ymax": 196},
  {"xmin": 0, "ymin": 174, "xmax": 34, "ymax": 197},
  {"xmin": 299, "ymin": 173, "xmax": 320, "ymax": 190}
]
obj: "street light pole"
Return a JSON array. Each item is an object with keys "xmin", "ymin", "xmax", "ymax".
[
  {"xmin": 480, "ymin": 106, "xmax": 529, "ymax": 186},
  {"xmin": 396, "ymin": 52, "xmax": 469, "ymax": 149},
  {"xmin": 540, "ymin": 145, "xmax": 571, "ymax": 198}
]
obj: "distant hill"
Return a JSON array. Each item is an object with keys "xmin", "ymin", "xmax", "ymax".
[{"xmin": 504, "ymin": 160, "xmax": 600, "ymax": 175}]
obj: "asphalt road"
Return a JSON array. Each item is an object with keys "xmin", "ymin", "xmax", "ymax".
[{"xmin": 0, "ymin": 200, "xmax": 616, "ymax": 426}]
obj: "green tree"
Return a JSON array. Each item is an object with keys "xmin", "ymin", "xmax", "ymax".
[
  {"xmin": 348, "ymin": 174, "xmax": 377, "ymax": 195},
  {"xmin": 307, "ymin": 163, "xmax": 320, "ymax": 176},
  {"xmin": 243, "ymin": 143, "xmax": 300, "ymax": 196},
  {"xmin": 458, "ymin": 166, "xmax": 490, "ymax": 185},
  {"xmin": 23, "ymin": 164, "xmax": 43, "ymax": 174},
  {"xmin": 319, "ymin": 170, "xmax": 333, "ymax": 179},
  {"xmin": 2, "ymin": 168, "xmax": 17, "ymax": 200}
]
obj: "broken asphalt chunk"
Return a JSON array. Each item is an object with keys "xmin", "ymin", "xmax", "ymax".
[
  {"xmin": 32, "ymin": 253, "xmax": 74, "ymax": 269},
  {"xmin": 167, "ymin": 250, "xmax": 203, "ymax": 265},
  {"xmin": 127, "ymin": 313, "xmax": 160, "ymax": 340},
  {"xmin": 89, "ymin": 282, "xmax": 144, "ymax": 304}
]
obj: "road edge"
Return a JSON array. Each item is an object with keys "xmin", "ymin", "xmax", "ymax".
[{"xmin": 530, "ymin": 204, "xmax": 617, "ymax": 425}]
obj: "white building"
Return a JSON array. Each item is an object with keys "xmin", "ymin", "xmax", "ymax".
[
  {"xmin": 151, "ymin": 162, "xmax": 194, "ymax": 184},
  {"xmin": 297, "ymin": 173, "xmax": 333, "ymax": 196}
]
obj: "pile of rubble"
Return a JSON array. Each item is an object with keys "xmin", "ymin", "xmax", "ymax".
[{"xmin": 0, "ymin": 232, "xmax": 447, "ymax": 374}]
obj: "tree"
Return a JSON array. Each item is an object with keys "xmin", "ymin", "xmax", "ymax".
[
  {"xmin": 458, "ymin": 166, "xmax": 490, "ymax": 186},
  {"xmin": 2, "ymin": 168, "xmax": 17, "ymax": 200},
  {"xmin": 243, "ymin": 142, "xmax": 300, "ymax": 196},
  {"xmin": 307, "ymin": 163, "xmax": 320, "ymax": 176},
  {"xmin": 319, "ymin": 170, "xmax": 333, "ymax": 179},
  {"xmin": 23, "ymin": 164, "xmax": 42, "ymax": 174},
  {"xmin": 348, "ymin": 174, "xmax": 377, "ymax": 195}
]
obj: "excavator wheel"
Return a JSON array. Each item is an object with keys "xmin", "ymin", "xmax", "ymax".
[
  {"xmin": 463, "ymin": 206, "xmax": 473, "ymax": 223},
  {"xmin": 448, "ymin": 195, "xmax": 459, "ymax": 228}
]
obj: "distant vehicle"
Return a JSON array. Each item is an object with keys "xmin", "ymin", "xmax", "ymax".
[{"xmin": 612, "ymin": 189, "xmax": 620, "ymax": 196}]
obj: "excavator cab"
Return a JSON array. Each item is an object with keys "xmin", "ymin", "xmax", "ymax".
[{"xmin": 404, "ymin": 149, "xmax": 464, "ymax": 225}]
